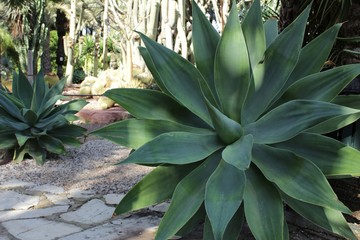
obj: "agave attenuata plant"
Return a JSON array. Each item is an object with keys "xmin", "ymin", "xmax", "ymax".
[{"xmin": 92, "ymin": 0, "xmax": 360, "ymax": 239}]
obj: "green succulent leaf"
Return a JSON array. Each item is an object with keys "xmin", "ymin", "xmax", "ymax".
[
  {"xmin": 176, "ymin": 206, "xmax": 206, "ymax": 237},
  {"xmin": 0, "ymin": 92, "xmax": 26, "ymax": 121},
  {"xmin": 121, "ymin": 132, "xmax": 223, "ymax": 165},
  {"xmin": 272, "ymin": 133, "xmax": 360, "ymax": 177},
  {"xmin": 48, "ymin": 124, "xmax": 86, "ymax": 138},
  {"xmin": 31, "ymin": 70, "xmax": 47, "ymax": 113},
  {"xmin": 115, "ymin": 164, "xmax": 197, "ymax": 215},
  {"xmin": 274, "ymin": 64, "xmax": 360, "ymax": 107},
  {"xmin": 263, "ymin": 19, "xmax": 278, "ymax": 47},
  {"xmin": 283, "ymin": 24, "xmax": 341, "ymax": 90},
  {"xmin": 244, "ymin": 165, "xmax": 284, "ymax": 240},
  {"xmin": 214, "ymin": 4, "xmax": 251, "ymax": 122},
  {"xmin": 281, "ymin": 192, "xmax": 357, "ymax": 240},
  {"xmin": 104, "ymin": 88, "xmax": 208, "ymax": 127},
  {"xmin": 22, "ymin": 109, "xmax": 38, "ymax": 126},
  {"xmin": 205, "ymin": 160, "xmax": 245, "ymax": 240},
  {"xmin": 15, "ymin": 133, "xmax": 31, "ymax": 148},
  {"xmin": 139, "ymin": 32, "xmax": 215, "ymax": 126},
  {"xmin": 246, "ymin": 100, "xmax": 360, "ymax": 144},
  {"xmin": 12, "ymin": 70, "xmax": 32, "ymax": 108},
  {"xmin": 252, "ymin": 144, "xmax": 351, "ymax": 214},
  {"xmin": 222, "ymin": 134, "xmax": 253, "ymax": 170},
  {"xmin": 156, "ymin": 152, "xmax": 221, "ymax": 240},
  {"xmin": 38, "ymin": 135, "xmax": 65, "ymax": 155},
  {"xmin": 0, "ymin": 130, "xmax": 17, "ymax": 149},
  {"xmin": 192, "ymin": 0, "xmax": 220, "ymax": 97},
  {"xmin": 91, "ymin": 119, "xmax": 213, "ymax": 149},
  {"xmin": 205, "ymin": 100, "xmax": 243, "ymax": 144},
  {"xmin": 332, "ymin": 95, "xmax": 360, "ymax": 109},
  {"xmin": 138, "ymin": 47, "xmax": 170, "ymax": 95},
  {"xmin": 242, "ymin": 0, "xmax": 266, "ymax": 68},
  {"xmin": 203, "ymin": 206, "xmax": 244, "ymax": 240},
  {"xmin": 242, "ymin": 4, "xmax": 310, "ymax": 124}
]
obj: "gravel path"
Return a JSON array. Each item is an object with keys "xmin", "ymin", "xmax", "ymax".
[{"xmin": 0, "ymin": 139, "xmax": 152, "ymax": 195}]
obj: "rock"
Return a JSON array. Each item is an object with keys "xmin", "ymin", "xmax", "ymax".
[
  {"xmin": 0, "ymin": 180, "xmax": 36, "ymax": 189},
  {"xmin": 67, "ymin": 189, "xmax": 95, "ymax": 200},
  {"xmin": 0, "ymin": 191, "xmax": 40, "ymax": 210},
  {"xmin": 60, "ymin": 199, "xmax": 115, "ymax": 224},
  {"xmin": 28, "ymin": 184, "xmax": 65, "ymax": 194},
  {"xmin": 2, "ymin": 219, "xmax": 82, "ymax": 240},
  {"xmin": 76, "ymin": 107, "xmax": 129, "ymax": 124},
  {"xmin": 45, "ymin": 193, "xmax": 71, "ymax": 205},
  {"xmin": 0, "ymin": 205, "xmax": 69, "ymax": 222},
  {"xmin": 104, "ymin": 193, "xmax": 125, "ymax": 205},
  {"xmin": 149, "ymin": 202, "xmax": 170, "ymax": 213}
]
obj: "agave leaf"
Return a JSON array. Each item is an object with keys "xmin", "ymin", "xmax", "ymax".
[
  {"xmin": 252, "ymin": 144, "xmax": 351, "ymax": 214},
  {"xmin": 203, "ymin": 205, "xmax": 244, "ymax": 240},
  {"xmin": 0, "ymin": 112, "xmax": 29, "ymax": 131},
  {"xmin": 121, "ymin": 132, "xmax": 223, "ymax": 165},
  {"xmin": 0, "ymin": 93, "xmax": 26, "ymax": 121},
  {"xmin": 38, "ymin": 80, "xmax": 66, "ymax": 116},
  {"xmin": 156, "ymin": 152, "xmax": 221, "ymax": 240},
  {"xmin": 192, "ymin": 0, "xmax": 220, "ymax": 98},
  {"xmin": 242, "ymin": 5, "xmax": 310, "ymax": 124},
  {"xmin": 138, "ymin": 47, "xmax": 170, "ymax": 95},
  {"xmin": 139, "ymin": 32, "xmax": 214, "ymax": 126},
  {"xmin": 242, "ymin": 0, "xmax": 266, "ymax": 68},
  {"xmin": 31, "ymin": 70, "xmax": 47, "ymax": 113},
  {"xmin": 37, "ymin": 95, "xmax": 65, "ymax": 119},
  {"xmin": 306, "ymin": 112, "xmax": 360, "ymax": 134},
  {"xmin": 281, "ymin": 192, "xmax": 357, "ymax": 240},
  {"xmin": 38, "ymin": 135, "xmax": 65, "ymax": 155},
  {"xmin": 22, "ymin": 109, "xmax": 38, "ymax": 126},
  {"xmin": 272, "ymin": 133, "xmax": 360, "ymax": 177},
  {"xmin": 205, "ymin": 160, "xmax": 245, "ymax": 240},
  {"xmin": 222, "ymin": 134, "xmax": 253, "ymax": 170},
  {"xmin": 12, "ymin": 70, "xmax": 33, "ymax": 108},
  {"xmin": 244, "ymin": 165, "xmax": 284, "ymax": 240},
  {"xmin": 27, "ymin": 140, "xmax": 47, "ymax": 165},
  {"xmin": 263, "ymin": 19, "xmax": 278, "ymax": 47},
  {"xmin": 48, "ymin": 124, "xmax": 86, "ymax": 138},
  {"xmin": 273, "ymin": 64, "xmax": 360, "ymax": 107},
  {"xmin": 283, "ymin": 24, "xmax": 341, "ymax": 91},
  {"xmin": 91, "ymin": 119, "xmax": 213, "ymax": 149},
  {"xmin": 332, "ymin": 95, "xmax": 360, "ymax": 109},
  {"xmin": 205, "ymin": 100, "xmax": 243, "ymax": 144},
  {"xmin": 104, "ymin": 88, "xmax": 208, "ymax": 128},
  {"xmin": 115, "ymin": 164, "xmax": 197, "ymax": 215},
  {"xmin": 246, "ymin": 100, "xmax": 360, "ymax": 144},
  {"xmin": 0, "ymin": 130, "xmax": 16, "ymax": 149},
  {"xmin": 176, "ymin": 205, "xmax": 206, "ymax": 237},
  {"xmin": 15, "ymin": 133, "xmax": 31, "ymax": 148},
  {"xmin": 214, "ymin": 4, "xmax": 251, "ymax": 122}
]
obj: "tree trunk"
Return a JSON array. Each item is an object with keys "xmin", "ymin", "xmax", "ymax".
[
  {"xmin": 41, "ymin": 29, "xmax": 52, "ymax": 74},
  {"xmin": 102, "ymin": 0, "xmax": 109, "ymax": 70},
  {"xmin": 65, "ymin": 0, "xmax": 76, "ymax": 86}
]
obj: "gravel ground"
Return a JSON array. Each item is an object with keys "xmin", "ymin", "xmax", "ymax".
[{"xmin": 0, "ymin": 138, "xmax": 152, "ymax": 195}]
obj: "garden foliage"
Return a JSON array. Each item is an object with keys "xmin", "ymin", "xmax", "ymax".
[
  {"xmin": 0, "ymin": 70, "xmax": 87, "ymax": 164},
  {"xmin": 92, "ymin": 1, "xmax": 360, "ymax": 239}
]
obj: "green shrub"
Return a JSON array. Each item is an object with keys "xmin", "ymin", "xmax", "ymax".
[
  {"xmin": 0, "ymin": 70, "xmax": 87, "ymax": 164},
  {"xmin": 92, "ymin": 1, "xmax": 360, "ymax": 239}
]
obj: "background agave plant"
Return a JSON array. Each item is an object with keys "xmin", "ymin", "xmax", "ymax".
[
  {"xmin": 0, "ymin": 70, "xmax": 87, "ymax": 164},
  {"xmin": 92, "ymin": 0, "xmax": 360, "ymax": 239}
]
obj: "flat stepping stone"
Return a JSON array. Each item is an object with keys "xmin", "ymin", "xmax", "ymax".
[
  {"xmin": 44, "ymin": 193, "xmax": 71, "ymax": 205},
  {"xmin": 0, "ymin": 205, "xmax": 69, "ymax": 222},
  {"xmin": 103, "ymin": 193, "xmax": 125, "ymax": 205},
  {"xmin": 60, "ymin": 199, "xmax": 114, "ymax": 225},
  {"xmin": 2, "ymin": 218, "xmax": 82, "ymax": 240},
  {"xmin": 67, "ymin": 189, "xmax": 95, "ymax": 200},
  {"xmin": 28, "ymin": 184, "xmax": 64, "ymax": 194},
  {"xmin": 60, "ymin": 215, "xmax": 160, "ymax": 240},
  {"xmin": 0, "ymin": 191, "xmax": 39, "ymax": 210},
  {"xmin": 149, "ymin": 202, "xmax": 170, "ymax": 213},
  {"xmin": 0, "ymin": 180, "xmax": 36, "ymax": 189}
]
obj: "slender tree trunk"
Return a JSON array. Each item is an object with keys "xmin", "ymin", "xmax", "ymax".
[
  {"xmin": 41, "ymin": 29, "xmax": 52, "ymax": 74},
  {"xmin": 102, "ymin": 0, "xmax": 109, "ymax": 70},
  {"xmin": 65, "ymin": 0, "xmax": 76, "ymax": 86},
  {"xmin": 56, "ymin": 10, "xmax": 67, "ymax": 79}
]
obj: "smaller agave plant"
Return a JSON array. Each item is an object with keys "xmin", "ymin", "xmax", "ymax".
[
  {"xmin": 0, "ymin": 70, "xmax": 87, "ymax": 164},
  {"xmin": 92, "ymin": 0, "xmax": 360, "ymax": 239}
]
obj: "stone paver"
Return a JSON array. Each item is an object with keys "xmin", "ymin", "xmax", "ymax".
[
  {"xmin": 0, "ymin": 205, "xmax": 69, "ymax": 222},
  {"xmin": 67, "ymin": 188, "xmax": 95, "ymax": 200},
  {"xmin": 103, "ymin": 193, "xmax": 125, "ymax": 205},
  {"xmin": 0, "ymin": 180, "xmax": 36, "ymax": 189},
  {"xmin": 2, "ymin": 219, "xmax": 82, "ymax": 240},
  {"xmin": 44, "ymin": 193, "xmax": 71, "ymax": 205},
  {"xmin": 28, "ymin": 184, "xmax": 65, "ymax": 194},
  {"xmin": 0, "ymin": 191, "xmax": 39, "ymax": 210},
  {"xmin": 60, "ymin": 199, "xmax": 115, "ymax": 224}
]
